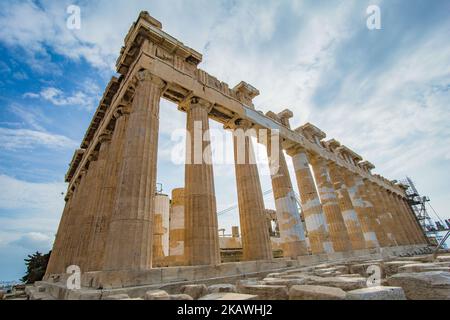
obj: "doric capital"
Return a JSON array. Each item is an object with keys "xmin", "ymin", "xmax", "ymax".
[
  {"xmin": 234, "ymin": 119, "xmax": 253, "ymax": 130},
  {"xmin": 113, "ymin": 105, "xmax": 131, "ymax": 119},
  {"xmin": 64, "ymin": 189, "xmax": 74, "ymax": 202},
  {"xmin": 88, "ymin": 151, "xmax": 99, "ymax": 162},
  {"xmin": 286, "ymin": 144, "xmax": 306, "ymax": 157},
  {"xmin": 186, "ymin": 96, "xmax": 213, "ymax": 112},
  {"xmin": 98, "ymin": 130, "xmax": 113, "ymax": 144},
  {"xmin": 136, "ymin": 70, "xmax": 165, "ymax": 88}
]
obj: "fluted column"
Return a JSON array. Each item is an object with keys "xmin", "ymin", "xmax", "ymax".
[
  {"xmin": 234, "ymin": 120, "xmax": 272, "ymax": 261},
  {"xmin": 399, "ymin": 197, "xmax": 427, "ymax": 244},
  {"xmin": 103, "ymin": 70, "xmax": 164, "ymax": 271},
  {"xmin": 378, "ymin": 188, "xmax": 407, "ymax": 245},
  {"xmin": 386, "ymin": 191, "xmax": 415, "ymax": 245},
  {"xmin": 169, "ymin": 188, "xmax": 186, "ymax": 265},
  {"xmin": 373, "ymin": 185, "xmax": 401, "ymax": 246},
  {"xmin": 265, "ymin": 131, "xmax": 307, "ymax": 258},
  {"xmin": 45, "ymin": 186, "xmax": 77, "ymax": 275},
  {"xmin": 310, "ymin": 156, "xmax": 352, "ymax": 252},
  {"xmin": 289, "ymin": 147, "xmax": 333, "ymax": 254},
  {"xmin": 184, "ymin": 97, "xmax": 220, "ymax": 266},
  {"xmin": 363, "ymin": 179, "xmax": 391, "ymax": 247},
  {"xmin": 343, "ymin": 171, "xmax": 379, "ymax": 248},
  {"xmin": 87, "ymin": 106, "xmax": 130, "ymax": 271},
  {"xmin": 396, "ymin": 195, "xmax": 423, "ymax": 244},
  {"xmin": 354, "ymin": 175, "xmax": 388, "ymax": 247},
  {"xmin": 328, "ymin": 162, "xmax": 366, "ymax": 250}
]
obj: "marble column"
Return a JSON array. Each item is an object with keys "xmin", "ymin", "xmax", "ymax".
[
  {"xmin": 87, "ymin": 106, "xmax": 130, "ymax": 271},
  {"xmin": 378, "ymin": 188, "xmax": 407, "ymax": 245},
  {"xmin": 265, "ymin": 130, "xmax": 307, "ymax": 258},
  {"xmin": 289, "ymin": 147, "xmax": 333, "ymax": 254},
  {"xmin": 234, "ymin": 120, "xmax": 272, "ymax": 261},
  {"xmin": 396, "ymin": 195, "xmax": 423, "ymax": 244},
  {"xmin": 310, "ymin": 156, "xmax": 352, "ymax": 252},
  {"xmin": 399, "ymin": 197, "xmax": 427, "ymax": 244},
  {"xmin": 363, "ymin": 179, "xmax": 391, "ymax": 247},
  {"xmin": 169, "ymin": 188, "xmax": 186, "ymax": 265},
  {"xmin": 328, "ymin": 162, "xmax": 366, "ymax": 250},
  {"xmin": 71, "ymin": 131, "xmax": 112, "ymax": 272},
  {"xmin": 45, "ymin": 186, "xmax": 76, "ymax": 275},
  {"xmin": 343, "ymin": 171, "xmax": 379, "ymax": 248},
  {"xmin": 103, "ymin": 70, "xmax": 164, "ymax": 271},
  {"xmin": 354, "ymin": 176, "xmax": 389, "ymax": 247},
  {"xmin": 184, "ymin": 97, "xmax": 220, "ymax": 266},
  {"xmin": 372, "ymin": 185, "xmax": 400, "ymax": 246},
  {"xmin": 386, "ymin": 191, "xmax": 415, "ymax": 245}
]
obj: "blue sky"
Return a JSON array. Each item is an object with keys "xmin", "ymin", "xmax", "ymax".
[{"xmin": 0, "ymin": 0, "xmax": 449, "ymax": 281}]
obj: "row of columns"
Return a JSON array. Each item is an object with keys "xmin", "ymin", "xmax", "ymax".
[{"xmin": 46, "ymin": 69, "xmax": 427, "ymax": 277}]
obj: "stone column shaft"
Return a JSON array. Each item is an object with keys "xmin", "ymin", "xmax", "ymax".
[
  {"xmin": 290, "ymin": 148, "xmax": 333, "ymax": 254},
  {"xmin": 396, "ymin": 196, "xmax": 423, "ymax": 244},
  {"xmin": 328, "ymin": 163, "xmax": 366, "ymax": 250},
  {"xmin": 343, "ymin": 171, "xmax": 379, "ymax": 248},
  {"xmin": 363, "ymin": 180, "xmax": 391, "ymax": 247},
  {"xmin": 45, "ymin": 187, "xmax": 76, "ymax": 275},
  {"xmin": 311, "ymin": 157, "xmax": 352, "ymax": 252},
  {"xmin": 373, "ymin": 186, "xmax": 400, "ymax": 246},
  {"xmin": 184, "ymin": 98, "xmax": 220, "ymax": 266},
  {"xmin": 266, "ymin": 134, "xmax": 307, "ymax": 258},
  {"xmin": 234, "ymin": 124, "xmax": 272, "ymax": 261},
  {"xmin": 87, "ymin": 107, "xmax": 129, "ymax": 271},
  {"xmin": 169, "ymin": 188, "xmax": 186, "ymax": 265},
  {"xmin": 103, "ymin": 71, "xmax": 164, "ymax": 271},
  {"xmin": 399, "ymin": 197, "xmax": 427, "ymax": 244},
  {"xmin": 385, "ymin": 191, "xmax": 415, "ymax": 245}
]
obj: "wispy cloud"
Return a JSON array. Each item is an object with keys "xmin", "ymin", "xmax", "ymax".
[{"xmin": 0, "ymin": 128, "xmax": 77, "ymax": 150}]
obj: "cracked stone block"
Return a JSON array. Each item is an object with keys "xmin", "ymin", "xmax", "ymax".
[
  {"xmin": 199, "ymin": 293, "xmax": 258, "ymax": 300},
  {"xmin": 208, "ymin": 284, "xmax": 236, "ymax": 293},
  {"xmin": 144, "ymin": 290, "xmax": 170, "ymax": 300},
  {"xmin": 398, "ymin": 263, "xmax": 450, "ymax": 274},
  {"xmin": 384, "ymin": 261, "xmax": 417, "ymax": 276},
  {"xmin": 180, "ymin": 284, "xmax": 208, "ymax": 300},
  {"xmin": 169, "ymin": 294, "xmax": 194, "ymax": 300},
  {"xmin": 237, "ymin": 284, "xmax": 289, "ymax": 300},
  {"xmin": 104, "ymin": 294, "xmax": 131, "ymax": 300},
  {"xmin": 387, "ymin": 271, "xmax": 450, "ymax": 300},
  {"xmin": 346, "ymin": 286, "xmax": 406, "ymax": 300},
  {"xmin": 289, "ymin": 285, "xmax": 347, "ymax": 300}
]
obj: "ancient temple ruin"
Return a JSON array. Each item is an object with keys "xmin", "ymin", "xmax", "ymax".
[{"xmin": 41, "ymin": 12, "xmax": 431, "ymax": 297}]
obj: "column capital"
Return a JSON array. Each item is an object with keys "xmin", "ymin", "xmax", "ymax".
[
  {"xmin": 98, "ymin": 130, "xmax": 113, "ymax": 144},
  {"xmin": 286, "ymin": 144, "xmax": 307, "ymax": 157},
  {"xmin": 88, "ymin": 151, "xmax": 99, "ymax": 163},
  {"xmin": 234, "ymin": 119, "xmax": 253, "ymax": 130},
  {"xmin": 136, "ymin": 69, "xmax": 166, "ymax": 88},
  {"xmin": 186, "ymin": 96, "xmax": 213, "ymax": 113},
  {"xmin": 113, "ymin": 105, "xmax": 131, "ymax": 119}
]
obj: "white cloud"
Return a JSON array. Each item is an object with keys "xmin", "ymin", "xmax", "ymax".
[
  {"xmin": 10, "ymin": 232, "xmax": 53, "ymax": 252},
  {"xmin": 24, "ymin": 82, "xmax": 101, "ymax": 111},
  {"xmin": 0, "ymin": 128, "xmax": 77, "ymax": 150}
]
